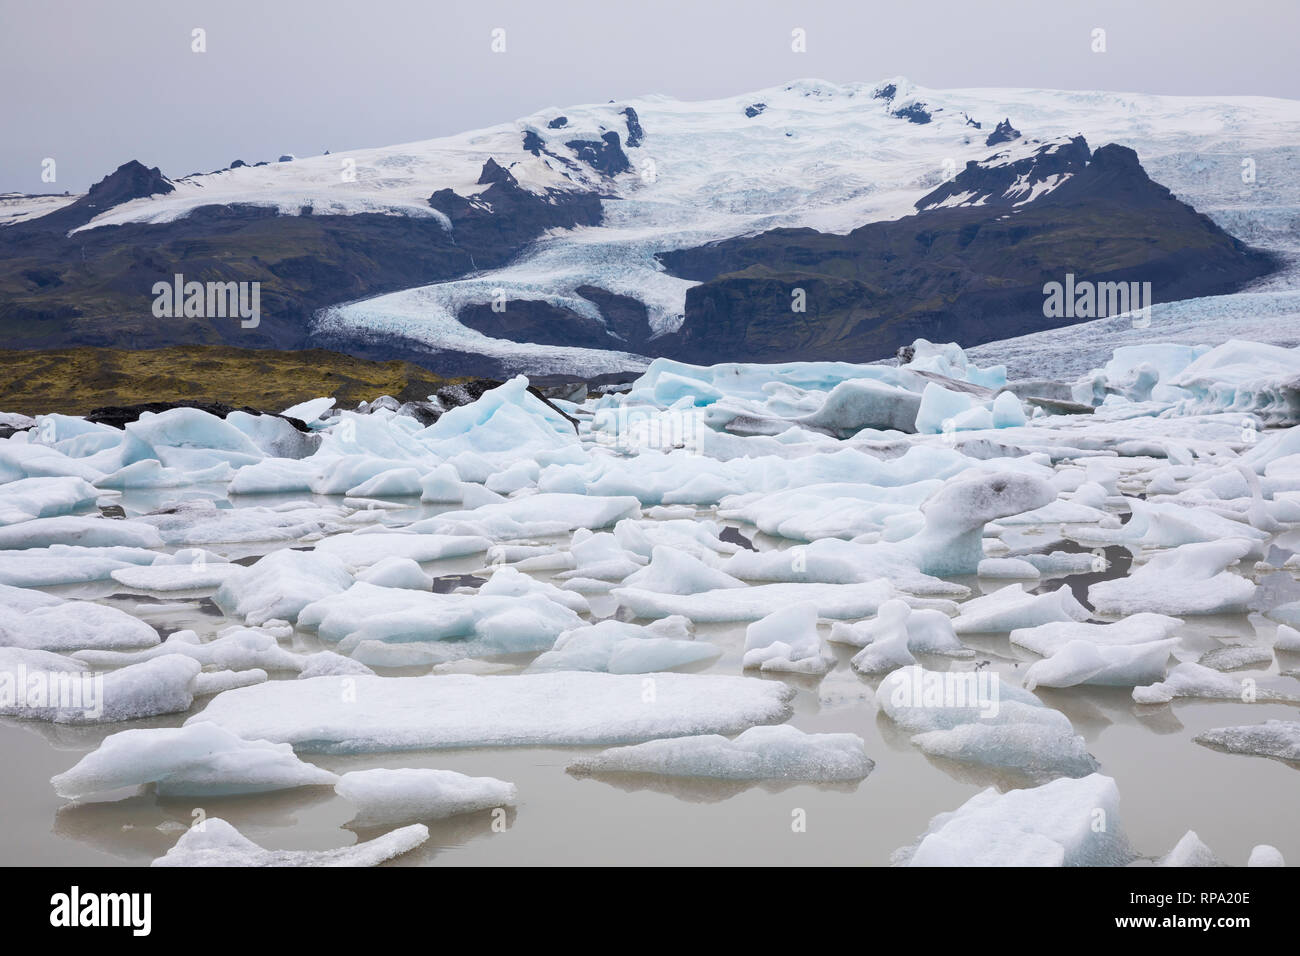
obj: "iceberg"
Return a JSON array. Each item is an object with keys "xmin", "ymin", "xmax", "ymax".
[
  {"xmin": 567, "ymin": 724, "xmax": 873, "ymax": 781},
  {"xmin": 335, "ymin": 768, "xmax": 517, "ymax": 826},
  {"xmin": 186, "ymin": 672, "xmax": 795, "ymax": 753},
  {"xmin": 895, "ymin": 774, "xmax": 1132, "ymax": 866},
  {"xmin": 153, "ymin": 818, "xmax": 429, "ymax": 867},
  {"xmin": 51, "ymin": 723, "xmax": 338, "ymax": 799}
]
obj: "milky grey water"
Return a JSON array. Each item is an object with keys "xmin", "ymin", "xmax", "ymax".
[{"xmin": 2, "ymin": 493, "xmax": 1297, "ymax": 866}]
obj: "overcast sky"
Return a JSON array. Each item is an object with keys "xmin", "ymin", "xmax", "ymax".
[{"xmin": 2, "ymin": 0, "xmax": 1297, "ymax": 193}]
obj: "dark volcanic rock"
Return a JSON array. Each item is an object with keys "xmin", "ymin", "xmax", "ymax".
[
  {"xmin": 621, "ymin": 107, "xmax": 644, "ymax": 147},
  {"xmin": 891, "ymin": 103, "xmax": 932, "ymax": 124},
  {"xmin": 426, "ymin": 176, "xmax": 603, "ymax": 270},
  {"xmin": 523, "ymin": 130, "xmax": 545, "ymax": 155},
  {"xmin": 745, "ymin": 103, "xmax": 767, "ymax": 118},
  {"xmin": 918, "ymin": 136, "xmax": 1091, "ymax": 211},
  {"xmin": 575, "ymin": 285, "xmax": 653, "ymax": 348},
  {"xmin": 656, "ymin": 137, "xmax": 1275, "ymax": 364},
  {"xmin": 985, "ymin": 118, "xmax": 1021, "ymax": 146},
  {"xmin": 457, "ymin": 298, "xmax": 613, "ymax": 348},
  {"xmin": 565, "ymin": 132, "xmax": 631, "ymax": 176},
  {"xmin": 476, "ymin": 158, "xmax": 516, "ymax": 186},
  {"xmin": 547, "ymin": 116, "xmax": 569, "ymax": 129},
  {"xmin": 14, "ymin": 161, "xmax": 174, "ymax": 234},
  {"xmin": 86, "ymin": 401, "xmax": 310, "ymax": 432},
  {"xmin": 874, "ymin": 83, "xmax": 896, "ymax": 100}
]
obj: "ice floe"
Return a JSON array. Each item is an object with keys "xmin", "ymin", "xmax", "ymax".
[{"xmin": 567, "ymin": 725, "xmax": 873, "ymax": 781}]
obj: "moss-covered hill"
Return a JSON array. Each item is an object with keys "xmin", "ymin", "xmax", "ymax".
[{"xmin": 0, "ymin": 345, "xmax": 464, "ymax": 416}]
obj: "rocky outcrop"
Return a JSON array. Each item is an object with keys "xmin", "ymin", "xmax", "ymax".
[
  {"xmin": 564, "ymin": 132, "xmax": 631, "ymax": 176},
  {"xmin": 656, "ymin": 138, "xmax": 1275, "ymax": 364},
  {"xmin": 14, "ymin": 160, "xmax": 173, "ymax": 234},
  {"xmin": 985, "ymin": 118, "xmax": 1021, "ymax": 146}
]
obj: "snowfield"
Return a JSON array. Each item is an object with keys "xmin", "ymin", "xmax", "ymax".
[
  {"xmin": 52, "ymin": 78, "xmax": 1300, "ymax": 377},
  {"xmin": 3, "ymin": 332, "xmax": 1300, "ymax": 865}
]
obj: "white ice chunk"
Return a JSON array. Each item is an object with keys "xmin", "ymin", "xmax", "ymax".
[
  {"xmin": 52, "ymin": 723, "xmax": 338, "ymax": 799},
  {"xmin": 186, "ymin": 672, "xmax": 794, "ymax": 753},
  {"xmin": 568, "ymin": 724, "xmax": 873, "ymax": 781},
  {"xmin": 1089, "ymin": 539, "xmax": 1257, "ymax": 616},
  {"xmin": 152, "ymin": 817, "xmax": 428, "ymax": 867},
  {"xmin": 896, "ymin": 774, "xmax": 1131, "ymax": 866},
  {"xmin": 335, "ymin": 768, "xmax": 517, "ymax": 826}
]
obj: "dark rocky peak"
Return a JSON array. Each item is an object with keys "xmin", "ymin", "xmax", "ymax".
[
  {"xmin": 891, "ymin": 102, "xmax": 932, "ymax": 124},
  {"xmin": 745, "ymin": 102, "xmax": 767, "ymax": 118},
  {"xmin": 1038, "ymin": 143, "xmax": 1175, "ymax": 210},
  {"xmin": 14, "ymin": 160, "xmax": 174, "ymax": 233},
  {"xmin": 82, "ymin": 160, "xmax": 174, "ymax": 213},
  {"xmin": 916, "ymin": 136, "xmax": 1091, "ymax": 211},
  {"xmin": 985, "ymin": 118, "xmax": 1021, "ymax": 146},
  {"xmin": 477, "ymin": 157, "xmax": 516, "ymax": 186},
  {"xmin": 873, "ymin": 83, "xmax": 897, "ymax": 100},
  {"xmin": 523, "ymin": 130, "xmax": 545, "ymax": 155},
  {"xmin": 565, "ymin": 131, "xmax": 631, "ymax": 176},
  {"xmin": 962, "ymin": 113, "xmax": 982, "ymax": 129},
  {"xmin": 620, "ymin": 107, "xmax": 644, "ymax": 147},
  {"xmin": 547, "ymin": 115, "xmax": 569, "ymax": 129}
]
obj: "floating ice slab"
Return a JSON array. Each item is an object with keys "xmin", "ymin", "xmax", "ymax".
[
  {"xmin": 51, "ymin": 723, "xmax": 338, "ymax": 799},
  {"xmin": 152, "ymin": 818, "xmax": 429, "ymax": 867},
  {"xmin": 187, "ymin": 672, "xmax": 795, "ymax": 753},
  {"xmin": 718, "ymin": 536, "xmax": 968, "ymax": 597},
  {"xmin": 1010, "ymin": 613, "xmax": 1182, "ymax": 656},
  {"xmin": 742, "ymin": 603, "xmax": 832, "ymax": 675},
  {"xmin": 528, "ymin": 617, "xmax": 716, "ymax": 674},
  {"xmin": 1089, "ymin": 539, "xmax": 1257, "ymax": 616},
  {"xmin": 110, "ymin": 550, "xmax": 242, "ymax": 591},
  {"xmin": 0, "ymin": 648, "xmax": 199, "ymax": 723},
  {"xmin": 355, "ymin": 556, "xmax": 435, "ymax": 590},
  {"xmin": 214, "ymin": 549, "xmax": 353, "ymax": 625},
  {"xmin": 75, "ymin": 627, "xmax": 306, "ymax": 673},
  {"xmin": 0, "ymin": 515, "xmax": 163, "ymax": 550},
  {"xmin": 621, "ymin": 545, "xmax": 745, "ymax": 594},
  {"xmin": 0, "ymin": 584, "xmax": 159, "ymax": 651},
  {"xmin": 568, "ymin": 724, "xmax": 873, "ymax": 781},
  {"xmin": 831, "ymin": 599, "xmax": 969, "ymax": 674},
  {"xmin": 895, "ymin": 774, "xmax": 1132, "ymax": 866},
  {"xmin": 0, "ymin": 476, "xmax": 101, "ymax": 526},
  {"xmin": 953, "ymin": 584, "xmax": 1089, "ymax": 634},
  {"xmin": 300, "ymin": 581, "xmax": 583, "ymax": 657},
  {"xmin": 314, "ymin": 531, "xmax": 491, "ymax": 569},
  {"xmin": 1132, "ymin": 661, "xmax": 1298, "ymax": 704},
  {"xmin": 899, "ymin": 471, "xmax": 1056, "ymax": 576},
  {"xmin": 1157, "ymin": 830, "xmax": 1223, "ymax": 867},
  {"xmin": 1023, "ymin": 639, "xmax": 1177, "ymax": 690},
  {"xmin": 1274, "ymin": 625, "xmax": 1300, "ymax": 652},
  {"xmin": 613, "ymin": 579, "xmax": 903, "ymax": 622},
  {"xmin": 335, "ymin": 768, "xmax": 517, "ymax": 826},
  {"xmin": 1198, "ymin": 644, "xmax": 1273, "ymax": 671},
  {"xmin": 0, "ymin": 544, "xmax": 156, "ymax": 587},
  {"xmin": 418, "ymin": 493, "xmax": 641, "ymax": 539},
  {"xmin": 878, "ymin": 665, "xmax": 1097, "ymax": 780},
  {"xmin": 1249, "ymin": 845, "xmax": 1286, "ymax": 866},
  {"xmin": 1195, "ymin": 720, "xmax": 1300, "ymax": 763}
]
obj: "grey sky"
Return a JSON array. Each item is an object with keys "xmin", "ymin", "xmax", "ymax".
[{"xmin": 2, "ymin": 0, "xmax": 1297, "ymax": 193}]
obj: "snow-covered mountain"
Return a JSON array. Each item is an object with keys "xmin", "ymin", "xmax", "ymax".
[{"xmin": 4, "ymin": 78, "xmax": 1299, "ymax": 376}]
